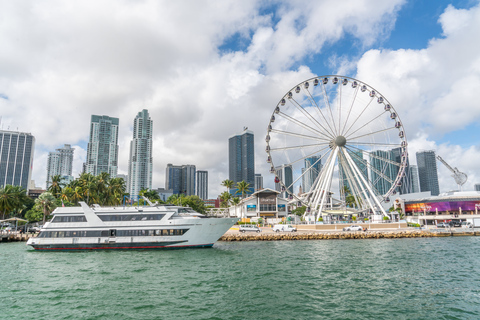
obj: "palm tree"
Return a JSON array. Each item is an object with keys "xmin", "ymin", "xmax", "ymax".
[
  {"xmin": 35, "ymin": 192, "xmax": 56, "ymax": 224},
  {"xmin": 235, "ymin": 180, "xmax": 251, "ymax": 199},
  {"xmin": 0, "ymin": 185, "xmax": 24, "ymax": 219},
  {"xmin": 235, "ymin": 181, "xmax": 251, "ymax": 220},
  {"xmin": 108, "ymin": 177, "xmax": 126, "ymax": 206},
  {"xmin": 221, "ymin": 179, "xmax": 234, "ymax": 193},
  {"xmin": 47, "ymin": 175, "xmax": 63, "ymax": 198},
  {"xmin": 220, "ymin": 191, "xmax": 232, "ymax": 208},
  {"xmin": 231, "ymin": 197, "xmax": 240, "ymax": 217}
]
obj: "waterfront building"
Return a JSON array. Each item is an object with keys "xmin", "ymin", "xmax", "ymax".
[
  {"xmin": 165, "ymin": 164, "xmax": 196, "ymax": 195},
  {"xmin": 0, "ymin": 129, "xmax": 35, "ymax": 190},
  {"xmin": 416, "ymin": 150, "xmax": 440, "ymax": 196},
  {"xmin": 228, "ymin": 129, "xmax": 255, "ymax": 195},
  {"xmin": 204, "ymin": 198, "xmax": 220, "ymax": 208},
  {"xmin": 127, "ymin": 110, "xmax": 153, "ymax": 197},
  {"xmin": 46, "ymin": 144, "xmax": 75, "ymax": 188},
  {"xmin": 302, "ymin": 156, "xmax": 322, "ymax": 193},
  {"xmin": 228, "ymin": 188, "xmax": 289, "ymax": 221},
  {"xmin": 410, "ymin": 165, "xmax": 420, "ymax": 193},
  {"xmin": 196, "ymin": 170, "xmax": 208, "ymax": 200},
  {"xmin": 255, "ymin": 174, "xmax": 263, "ymax": 191},
  {"xmin": 475, "ymin": 184, "xmax": 480, "ymax": 192},
  {"xmin": 85, "ymin": 115, "xmax": 119, "ymax": 177},
  {"xmin": 275, "ymin": 165, "xmax": 293, "ymax": 198}
]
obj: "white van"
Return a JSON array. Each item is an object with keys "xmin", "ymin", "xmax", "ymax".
[{"xmin": 272, "ymin": 225, "xmax": 297, "ymax": 232}]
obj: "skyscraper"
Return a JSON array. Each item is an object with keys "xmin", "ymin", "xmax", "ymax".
[
  {"xmin": 370, "ymin": 150, "xmax": 396, "ymax": 196},
  {"xmin": 410, "ymin": 165, "xmax": 420, "ymax": 193},
  {"xmin": 0, "ymin": 130, "xmax": 35, "ymax": 190},
  {"xmin": 166, "ymin": 164, "xmax": 196, "ymax": 196},
  {"xmin": 416, "ymin": 150, "xmax": 440, "ymax": 196},
  {"xmin": 275, "ymin": 165, "xmax": 293, "ymax": 198},
  {"xmin": 340, "ymin": 150, "xmax": 367, "ymax": 194},
  {"xmin": 85, "ymin": 115, "xmax": 119, "ymax": 177},
  {"xmin": 391, "ymin": 147, "xmax": 413, "ymax": 194},
  {"xmin": 127, "ymin": 110, "xmax": 153, "ymax": 197},
  {"xmin": 46, "ymin": 144, "xmax": 75, "ymax": 188},
  {"xmin": 196, "ymin": 170, "xmax": 208, "ymax": 200},
  {"xmin": 302, "ymin": 156, "xmax": 322, "ymax": 193},
  {"xmin": 255, "ymin": 173, "xmax": 263, "ymax": 191},
  {"xmin": 228, "ymin": 129, "xmax": 254, "ymax": 195}
]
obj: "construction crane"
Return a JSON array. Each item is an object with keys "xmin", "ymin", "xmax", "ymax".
[{"xmin": 436, "ymin": 155, "xmax": 468, "ymax": 190}]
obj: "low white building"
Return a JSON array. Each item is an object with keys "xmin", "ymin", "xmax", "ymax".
[{"xmin": 228, "ymin": 188, "xmax": 290, "ymax": 220}]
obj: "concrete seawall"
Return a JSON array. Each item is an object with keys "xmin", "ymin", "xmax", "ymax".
[{"xmin": 220, "ymin": 230, "xmax": 479, "ymax": 241}]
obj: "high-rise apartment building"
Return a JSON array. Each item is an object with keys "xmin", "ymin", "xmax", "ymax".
[
  {"xmin": 255, "ymin": 173, "xmax": 263, "ymax": 191},
  {"xmin": 302, "ymin": 156, "xmax": 322, "ymax": 193},
  {"xmin": 166, "ymin": 164, "xmax": 196, "ymax": 196},
  {"xmin": 127, "ymin": 110, "xmax": 153, "ymax": 197},
  {"xmin": 410, "ymin": 165, "xmax": 420, "ymax": 193},
  {"xmin": 370, "ymin": 150, "xmax": 397, "ymax": 196},
  {"xmin": 85, "ymin": 115, "xmax": 119, "ymax": 177},
  {"xmin": 0, "ymin": 130, "xmax": 35, "ymax": 190},
  {"xmin": 416, "ymin": 150, "xmax": 440, "ymax": 196},
  {"xmin": 228, "ymin": 129, "xmax": 254, "ymax": 195},
  {"xmin": 196, "ymin": 170, "xmax": 208, "ymax": 200},
  {"xmin": 275, "ymin": 165, "xmax": 293, "ymax": 198},
  {"xmin": 46, "ymin": 144, "xmax": 75, "ymax": 188}
]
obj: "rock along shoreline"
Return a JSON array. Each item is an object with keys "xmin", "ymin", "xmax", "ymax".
[{"xmin": 220, "ymin": 230, "xmax": 480, "ymax": 241}]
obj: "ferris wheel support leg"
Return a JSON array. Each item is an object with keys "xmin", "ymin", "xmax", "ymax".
[
  {"xmin": 339, "ymin": 151, "xmax": 368, "ymax": 211},
  {"xmin": 344, "ymin": 151, "xmax": 387, "ymax": 217},
  {"xmin": 314, "ymin": 148, "xmax": 339, "ymax": 221},
  {"xmin": 306, "ymin": 150, "xmax": 334, "ymax": 220}
]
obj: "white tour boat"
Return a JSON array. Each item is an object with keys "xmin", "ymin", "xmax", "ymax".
[{"xmin": 27, "ymin": 202, "xmax": 237, "ymax": 250}]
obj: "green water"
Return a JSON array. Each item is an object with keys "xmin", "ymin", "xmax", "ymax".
[{"xmin": 1, "ymin": 237, "xmax": 479, "ymax": 319}]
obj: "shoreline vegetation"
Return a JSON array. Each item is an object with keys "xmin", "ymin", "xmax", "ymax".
[{"xmin": 220, "ymin": 229, "xmax": 480, "ymax": 241}]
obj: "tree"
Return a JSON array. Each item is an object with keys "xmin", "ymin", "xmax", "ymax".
[
  {"xmin": 235, "ymin": 181, "xmax": 251, "ymax": 199},
  {"xmin": 291, "ymin": 206, "xmax": 307, "ymax": 216},
  {"xmin": 166, "ymin": 194, "xmax": 206, "ymax": 214},
  {"xmin": 35, "ymin": 192, "xmax": 57, "ymax": 224},
  {"xmin": 220, "ymin": 192, "xmax": 232, "ymax": 208},
  {"xmin": 47, "ymin": 174, "xmax": 63, "ymax": 198},
  {"xmin": 221, "ymin": 179, "xmax": 234, "ymax": 193},
  {"xmin": 0, "ymin": 185, "xmax": 26, "ymax": 220}
]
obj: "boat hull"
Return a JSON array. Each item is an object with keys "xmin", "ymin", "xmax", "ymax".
[{"xmin": 29, "ymin": 241, "xmax": 214, "ymax": 251}]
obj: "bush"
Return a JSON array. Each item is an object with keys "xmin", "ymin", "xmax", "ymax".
[{"xmin": 407, "ymin": 222, "xmax": 421, "ymax": 227}]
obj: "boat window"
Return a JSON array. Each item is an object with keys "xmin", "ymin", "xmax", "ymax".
[
  {"xmin": 51, "ymin": 216, "xmax": 87, "ymax": 223},
  {"xmin": 98, "ymin": 214, "xmax": 165, "ymax": 221},
  {"xmin": 37, "ymin": 228, "xmax": 189, "ymax": 238}
]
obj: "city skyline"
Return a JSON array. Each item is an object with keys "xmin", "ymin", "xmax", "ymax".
[{"xmin": 1, "ymin": 1, "xmax": 479, "ymax": 197}]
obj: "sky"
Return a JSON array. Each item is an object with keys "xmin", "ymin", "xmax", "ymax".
[{"xmin": 1, "ymin": 0, "xmax": 480, "ymax": 198}]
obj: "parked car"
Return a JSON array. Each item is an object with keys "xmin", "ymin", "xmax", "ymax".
[
  {"xmin": 461, "ymin": 221, "xmax": 473, "ymax": 228},
  {"xmin": 448, "ymin": 220, "xmax": 462, "ymax": 227},
  {"xmin": 343, "ymin": 225, "xmax": 365, "ymax": 231},
  {"xmin": 239, "ymin": 225, "xmax": 261, "ymax": 233},
  {"xmin": 272, "ymin": 225, "xmax": 297, "ymax": 232},
  {"xmin": 436, "ymin": 222, "xmax": 449, "ymax": 228}
]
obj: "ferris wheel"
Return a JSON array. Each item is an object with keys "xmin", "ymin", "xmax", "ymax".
[{"xmin": 265, "ymin": 75, "xmax": 408, "ymax": 221}]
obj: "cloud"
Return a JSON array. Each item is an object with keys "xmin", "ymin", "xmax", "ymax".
[
  {"xmin": 356, "ymin": 3, "xmax": 480, "ymax": 194},
  {"xmin": 0, "ymin": 0, "xmax": 421, "ymax": 198}
]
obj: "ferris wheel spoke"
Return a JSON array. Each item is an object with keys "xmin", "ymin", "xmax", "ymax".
[
  {"xmin": 348, "ymin": 142, "xmax": 401, "ymax": 148},
  {"xmin": 345, "ymin": 147, "xmax": 395, "ymax": 185},
  {"xmin": 303, "ymin": 88, "xmax": 337, "ymax": 137},
  {"xmin": 285, "ymin": 152, "xmax": 326, "ymax": 193},
  {"xmin": 346, "ymin": 145, "xmax": 403, "ymax": 168},
  {"xmin": 340, "ymin": 85, "xmax": 360, "ymax": 135},
  {"xmin": 281, "ymin": 145, "xmax": 331, "ymax": 168},
  {"xmin": 311, "ymin": 147, "xmax": 338, "ymax": 218},
  {"xmin": 338, "ymin": 151, "xmax": 370, "ymax": 209},
  {"xmin": 277, "ymin": 111, "xmax": 332, "ymax": 140},
  {"xmin": 320, "ymin": 83, "xmax": 339, "ymax": 135},
  {"xmin": 346, "ymin": 126, "xmax": 397, "ymax": 141},
  {"xmin": 343, "ymin": 111, "xmax": 388, "ymax": 139},
  {"xmin": 289, "ymin": 98, "xmax": 336, "ymax": 139},
  {"xmin": 269, "ymin": 142, "xmax": 330, "ymax": 152},
  {"xmin": 269, "ymin": 129, "xmax": 329, "ymax": 142},
  {"xmin": 342, "ymin": 96, "xmax": 375, "ymax": 137}
]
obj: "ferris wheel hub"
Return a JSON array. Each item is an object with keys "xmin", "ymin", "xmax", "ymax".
[{"xmin": 334, "ymin": 135, "xmax": 347, "ymax": 147}]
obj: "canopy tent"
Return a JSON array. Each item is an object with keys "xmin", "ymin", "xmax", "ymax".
[{"xmin": 0, "ymin": 217, "xmax": 28, "ymax": 230}]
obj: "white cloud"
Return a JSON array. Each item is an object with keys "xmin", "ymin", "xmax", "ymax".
[
  {"xmin": 356, "ymin": 3, "xmax": 480, "ymax": 194},
  {"xmin": 0, "ymin": 0, "xmax": 420, "ymax": 198}
]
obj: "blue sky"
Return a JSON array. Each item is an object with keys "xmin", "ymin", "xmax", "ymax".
[{"xmin": 1, "ymin": 0, "xmax": 479, "ymax": 195}]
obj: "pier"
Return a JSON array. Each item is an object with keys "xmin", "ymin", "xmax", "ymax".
[{"xmin": 0, "ymin": 231, "xmax": 36, "ymax": 243}]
